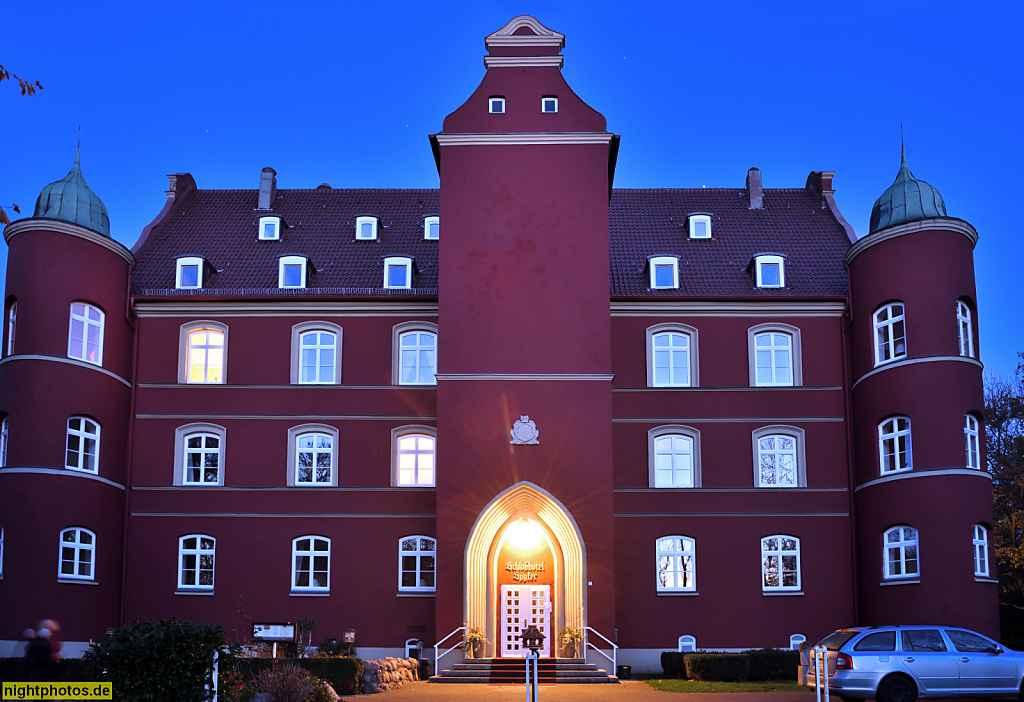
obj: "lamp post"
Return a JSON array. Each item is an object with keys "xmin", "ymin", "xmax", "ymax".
[{"xmin": 520, "ymin": 622, "xmax": 545, "ymax": 702}]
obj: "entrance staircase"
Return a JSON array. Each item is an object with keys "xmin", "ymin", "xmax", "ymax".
[{"xmin": 429, "ymin": 657, "xmax": 619, "ymax": 684}]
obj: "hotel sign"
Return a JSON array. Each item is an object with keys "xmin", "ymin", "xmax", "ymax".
[{"xmin": 506, "ymin": 561, "xmax": 546, "ymax": 582}]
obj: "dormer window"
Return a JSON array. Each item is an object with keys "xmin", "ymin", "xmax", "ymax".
[
  {"xmin": 258, "ymin": 216, "xmax": 281, "ymax": 241},
  {"xmin": 356, "ymin": 216, "xmax": 378, "ymax": 241},
  {"xmin": 649, "ymin": 256, "xmax": 679, "ymax": 290},
  {"xmin": 384, "ymin": 257, "xmax": 413, "ymax": 289},
  {"xmin": 176, "ymin": 257, "xmax": 205, "ymax": 289},
  {"xmin": 424, "ymin": 216, "xmax": 439, "ymax": 240},
  {"xmin": 489, "ymin": 97, "xmax": 506, "ymax": 114},
  {"xmin": 279, "ymin": 256, "xmax": 308, "ymax": 289},
  {"xmin": 688, "ymin": 214, "xmax": 712, "ymax": 239},
  {"xmin": 754, "ymin": 255, "xmax": 785, "ymax": 288},
  {"xmin": 542, "ymin": 96, "xmax": 558, "ymax": 113}
]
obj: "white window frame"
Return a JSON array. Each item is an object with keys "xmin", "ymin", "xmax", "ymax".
[
  {"xmin": 656, "ymin": 536, "xmax": 696, "ymax": 593},
  {"xmin": 384, "ymin": 257, "xmax": 413, "ymax": 290},
  {"xmin": 179, "ymin": 322, "xmax": 228, "ymax": 384},
  {"xmin": 393, "ymin": 322, "xmax": 438, "ymax": 386},
  {"xmin": 392, "ymin": 426, "xmax": 436, "ymax": 487},
  {"xmin": 178, "ymin": 534, "xmax": 215, "ymax": 590},
  {"xmin": 688, "ymin": 214, "xmax": 712, "ymax": 239},
  {"xmin": 175, "ymin": 257, "xmax": 204, "ymax": 289},
  {"xmin": 649, "ymin": 426, "xmax": 701, "ymax": 488},
  {"xmin": 965, "ymin": 415, "xmax": 981, "ymax": 469},
  {"xmin": 355, "ymin": 216, "xmax": 378, "ymax": 240},
  {"xmin": 754, "ymin": 255, "xmax": 786, "ymax": 288},
  {"xmin": 790, "ymin": 634, "xmax": 806, "ymax": 650},
  {"xmin": 279, "ymin": 255, "xmax": 308, "ymax": 289},
  {"xmin": 68, "ymin": 302, "xmax": 104, "ymax": 366},
  {"xmin": 58, "ymin": 527, "xmax": 95, "ymax": 581},
  {"xmin": 0, "ymin": 526, "xmax": 4, "ymax": 578},
  {"xmin": 761, "ymin": 535, "xmax": 801, "ymax": 592},
  {"xmin": 287, "ymin": 424, "xmax": 339, "ymax": 487},
  {"xmin": 294, "ymin": 432, "xmax": 334, "ymax": 487},
  {"xmin": 65, "ymin": 416, "xmax": 100, "ymax": 474},
  {"xmin": 541, "ymin": 96, "xmax": 558, "ymax": 113},
  {"xmin": 973, "ymin": 525, "xmax": 989, "ymax": 577},
  {"xmin": 883, "ymin": 525, "xmax": 919, "ymax": 580},
  {"xmin": 292, "ymin": 536, "xmax": 331, "ymax": 592},
  {"xmin": 749, "ymin": 324, "xmax": 802, "ymax": 387},
  {"xmin": 259, "ymin": 215, "xmax": 281, "ymax": 241},
  {"xmin": 291, "ymin": 323, "xmax": 342, "ymax": 385},
  {"xmin": 7, "ymin": 300, "xmax": 16, "ymax": 356},
  {"xmin": 873, "ymin": 302, "xmax": 907, "ymax": 366},
  {"xmin": 752, "ymin": 426, "xmax": 806, "ymax": 487},
  {"xmin": 178, "ymin": 429, "xmax": 224, "ymax": 486},
  {"xmin": 1, "ymin": 416, "xmax": 9, "ymax": 468},
  {"xmin": 878, "ymin": 416, "xmax": 913, "ymax": 474},
  {"xmin": 424, "ymin": 216, "xmax": 439, "ymax": 241},
  {"xmin": 647, "ymin": 324, "xmax": 699, "ymax": 388},
  {"xmin": 678, "ymin": 635, "xmax": 696, "ymax": 652},
  {"xmin": 649, "ymin": 256, "xmax": 679, "ymax": 290},
  {"xmin": 399, "ymin": 535, "xmax": 436, "ymax": 593},
  {"xmin": 956, "ymin": 300, "xmax": 974, "ymax": 358},
  {"xmin": 489, "ymin": 96, "xmax": 505, "ymax": 114}
]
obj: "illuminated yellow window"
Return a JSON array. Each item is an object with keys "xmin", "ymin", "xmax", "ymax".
[
  {"xmin": 187, "ymin": 329, "xmax": 225, "ymax": 383},
  {"xmin": 397, "ymin": 434, "xmax": 435, "ymax": 486}
]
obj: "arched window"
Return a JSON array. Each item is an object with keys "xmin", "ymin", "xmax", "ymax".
[
  {"xmin": 65, "ymin": 416, "xmax": 100, "ymax": 474},
  {"xmin": 58, "ymin": 527, "xmax": 96, "ymax": 581},
  {"xmin": 399, "ymin": 536, "xmax": 436, "ymax": 592},
  {"xmin": 6, "ymin": 300, "xmax": 16, "ymax": 356},
  {"xmin": 957, "ymin": 300, "xmax": 974, "ymax": 358},
  {"xmin": 292, "ymin": 536, "xmax": 330, "ymax": 592},
  {"xmin": 298, "ymin": 330, "xmax": 337, "ymax": 384},
  {"xmin": 649, "ymin": 426, "xmax": 700, "ymax": 488},
  {"xmin": 678, "ymin": 635, "xmax": 697, "ymax": 652},
  {"xmin": 393, "ymin": 323, "xmax": 438, "ymax": 386},
  {"xmin": 296, "ymin": 433, "xmax": 334, "ymax": 486},
  {"xmin": 180, "ymin": 323, "xmax": 227, "ymax": 384},
  {"xmin": 752, "ymin": 426, "xmax": 805, "ymax": 487},
  {"xmin": 873, "ymin": 303, "xmax": 906, "ymax": 366},
  {"xmin": 878, "ymin": 416, "xmax": 912, "ymax": 474},
  {"xmin": 647, "ymin": 324, "xmax": 698, "ymax": 387},
  {"xmin": 182, "ymin": 433, "xmax": 221, "ymax": 485},
  {"xmin": 965, "ymin": 415, "xmax": 981, "ymax": 470},
  {"xmin": 1, "ymin": 415, "xmax": 10, "ymax": 468},
  {"xmin": 761, "ymin": 535, "xmax": 800, "ymax": 591},
  {"xmin": 178, "ymin": 534, "xmax": 215, "ymax": 590},
  {"xmin": 790, "ymin": 634, "xmax": 806, "ymax": 650},
  {"xmin": 68, "ymin": 302, "xmax": 104, "ymax": 366},
  {"xmin": 883, "ymin": 526, "xmax": 919, "ymax": 580},
  {"xmin": 656, "ymin": 536, "xmax": 696, "ymax": 592},
  {"xmin": 973, "ymin": 525, "xmax": 989, "ymax": 578},
  {"xmin": 748, "ymin": 324, "xmax": 802, "ymax": 386},
  {"xmin": 393, "ymin": 428, "xmax": 436, "ymax": 487}
]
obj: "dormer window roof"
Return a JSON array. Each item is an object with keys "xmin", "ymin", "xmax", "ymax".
[
  {"xmin": 753, "ymin": 254, "xmax": 786, "ymax": 288},
  {"xmin": 279, "ymin": 256, "xmax": 309, "ymax": 289},
  {"xmin": 384, "ymin": 257, "xmax": 413, "ymax": 289},
  {"xmin": 649, "ymin": 256, "xmax": 679, "ymax": 290},
  {"xmin": 259, "ymin": 215, "xmax": 282, "ymax": 241},
  {"xmin": 688, "ymin": 214, "xmax": 712, "ymax": 239},
  {"xmin": 424, "ymin": 216, "xmax": 439, "ymax": 240},
  {"xmin": 176, "ymin": 257, "xmax": 206, "ymax": 289},
  {"xmin": 356, "ymin": 216, "xmax": 378, "ymax": 241}
]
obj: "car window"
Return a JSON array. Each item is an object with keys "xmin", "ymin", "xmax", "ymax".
[
  {"xmin": 818, "ymin": 631, "xmax": 859, "ymax": 651},
  {"xmin": 945, "ymin": 630, "xmax": 998, "ymax": 653},
  {"xmin": 854, "ymin": 631, "xmax": 896, "ymax": 652},
  {"xmin": 901, "ymin": 629, "xmax": 947, "ymax": 653}
]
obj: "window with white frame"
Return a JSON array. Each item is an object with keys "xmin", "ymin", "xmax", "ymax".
[
  {"xmin": 753, "ymin": 427, "xmax": 805, "ymax": 487},
  {"xmin": 688, "ymin": 214, "xmax": 711, "ymax": 239},
  {"xmin": 883, "ymin": 525, "xmax": 919, "ymax": 579},
  {"xmin": 965, "ymin": 414, "xmax": 981, "ymax": 469},
  {"xmin": 678, "ymin": 635, "xmax": 696, "ymax": 652},
  {"xmin": 395, "ymin": 326, "xmax": 437, "ymax": 385},
  {"xmin": 384, "ymin": 257, "xmax": 413, "ymax": 289},
  {"xmin": 394, "ymin": 429, "xmax": 436, "ymax": 487},
  {"xmin": 647, "ymin": 325, "xmax": 698, "ymax": 387},
  {"xmin": 279, "ymin": 256, "xmax": 308, "ymax": 289},
  {"xmin": 259, "ymin": 216, "xmax": 281, "ymax": 241},
  {"xmin": 754, "ymin": 255, "xmax": 785, "ymax": 288},
  {"xmin": 1, "ymin": 416, "xmax": 8, "ymax": 468},
  {"xmin": 489, "ymin": 96, "xmax": 505, "ymax": 114},
  {"xmin": 183, "ymin": 325, "xmax": 226, "ymax": 384},
  {"xmin": 7, "ymin": 300, "xmax": 16, "ymax": 356},
  {"xmin": 295, "ymin": 432, "xmax": 333, "ymax": 486},
  {"xmin": 399, "ymin": 536, "xmax": 436, "ymax": 592},
  {"xmin": 292, "ymin": 536, "xmax": 330, "ymax": 592},
  {"xmin": 182, "ymin": 433, "xmax": 222, "ymax": 485},
  {"xmin": 973, "ymin": 525, "xmax": 989, "ymax": 577},
  {"xmin": 65, "ymin": 416, "xmax": 100, "ymax": 474},
  {"xmin": 355, "ymin": 216, "xmax": 378, "ymax": 240},
  {"xmin": 58, "ymin": 527, "xmax": 95, "ymax": 581},
  {"xmin": 68, "ymin": 302, "xmax": 104, "ymax": 366},
  {"xmin": 752, "ymin": 330, "xmax": 795, "ymax": 386},
  {"xmin": 649, "ymin": 256, "xmax": 679, "ymax": 290},
  {"xmin": 541, "ymin": 96, "xmax": 558, "ymax": 113},
  {"xmin": 657, "ymin": 536, "xmax": 696, "ymax": 592},
  {"xmin": 649, "ymin": 427, "xmax": 700, "ymax": 488},
  {"xmin": 957, "ymin": 301, "xmax": 974, "ymax": 358},
  {"xmin": 0, "ymin": 526, "xmax": 4, "ymax": 578},
  {"xmin": 878, "ymin": 416, "xmax": 912, "ymax": 474},
  {"xmin": 790, "ymin": 634, "xmax": 806, "ymax": 650},
  {"xmin": 874, "ymin": 303, "xmax": 906, "ymax": 366},
  {"xmin": 762, "ymin": 535, "xmax": 800, "ymax": 591},
  {"xmin": 298, "ymin": 329, "xmax": 338, "ymax": 384},
  {"xmin": 424, "ymin": 216, "xmax": 439, "ymax": 240},
  {"xmin": 176, "ymin": 257, "xmax": 204, "ymax": 289},
  {"xmin": 178, "ymin": 534, "xmax": 215, "ymax": 590}
]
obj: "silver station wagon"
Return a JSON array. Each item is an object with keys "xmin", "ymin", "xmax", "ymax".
[{"xmin": 809, "ymin": 625, "xmax": 1023, "ymax": 702}]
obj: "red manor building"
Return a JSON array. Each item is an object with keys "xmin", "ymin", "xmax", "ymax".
[{"xmin": 0, "ymin": 17, "xmax": 995, "ymax": 672}]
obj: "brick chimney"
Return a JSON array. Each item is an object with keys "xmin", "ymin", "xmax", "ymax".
[
  {"xmin": 746, "ymin": 167, "xmax": 763, "ymax": 210},
  {"xmin": 258, "ymin": 167, "xmax": 277, "ymax": 210}
]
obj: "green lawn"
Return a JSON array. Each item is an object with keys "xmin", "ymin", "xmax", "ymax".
[{"xmin": 642, "ymin": 678, "xmax": 809, "ymax": 693}]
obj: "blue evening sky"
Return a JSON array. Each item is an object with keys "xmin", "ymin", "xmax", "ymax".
[{"xmin": 3, "ymin": 1, "xmax": 1021, "ymax": 376}]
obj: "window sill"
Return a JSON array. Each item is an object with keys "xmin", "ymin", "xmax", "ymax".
[
  {"xmin": 975, "ymin": 576, "xmax": 998, "ymax": 583},
  {"xmin": 397, "ymin": 591, "xmax": 436, "ymax": 598},
  {"xmin": 290, "ymin": 590, "xmax": 330, "ymax": 597},
  {"xmin": 175, "ymin": 589, "xmax": 215, "ymax": 596},
  {"xmin": 657, "ymin": 591, "xmax": 699, "ymax": 596},
  {"xmin": 879, "ymin": 578, "xmax": 919, "ymax": 587},
  {"xmin": 58, "ymin": 578, "xmax": 98, "ymax": 585},
  {"xmin": 762, "ymin": 590, "xmax": 803, "ymax": 596}
]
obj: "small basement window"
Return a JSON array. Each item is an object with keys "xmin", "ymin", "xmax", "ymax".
[
  {"xmin": 649, "ymin": 256, "xmax": 679, "ymax": 290},
  {"xmin": 355, "ymin": 216, "xmax": 378, "ymax": 241},
  {"xmin": 259, "ymin": 216, "xmax": 281, "ymax": 241},
  {"xmin": 754, "ymin": 255, "xmax": 785, "ymax": 288},
  {"xmin": 279, "ymin": 256, "xmax": 308, "ymax": 289},
  {"xmin": 689, "ymin": 214, "xmax": 712, "ymax": 239},
  {"xmin": 542, "ymin": 96, "xmax": 558, "ymax": 113},
  {"xmin": 176, "ymin": 257, "xmax": 204, "ymax": 289},
  {"xmin": 384, "ymin": 257, "xmax": 413, "ymax": 289},
  {"xmin": 424, "ymin": 216, "xmax": 439, "ymax": 240},
  {"xmin": 489, "ymin": 97, "xmax": 506, "ymax": 114}
]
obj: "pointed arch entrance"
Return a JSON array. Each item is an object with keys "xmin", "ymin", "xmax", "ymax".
[{"xmin": 464, "ymin": 481, "xmax": 586, "ymax": 657}]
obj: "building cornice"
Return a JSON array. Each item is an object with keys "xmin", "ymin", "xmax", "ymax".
[
  {"xmin": 610, "ymin": 301, "xmax": 847, "ymax": 317},
  {"xmin": 852, "ymin": 355, "xmax": 983, "ymax": 390},
  {"xmin": 844, "ymin": 217, "xmax": 978, "ymax": 266},
  {"xmin": 436, "ymin": 374, "xmax": 613, "ymax": 381},
  {"xmin": 612, "ymin": 415, "xmax": 844, "ymax": 423},
  {"xmin": 855, "ymin": 467, "xmax": 991, "ymax": 492},
  {"xmin": 133, "ymin": 301, "xmax": 438, "ymax": 317},
  {"xmin": 0, "ymin": 466, "xmax": 125, "ymax": 490},
  {"xmin": 484, "ymin": 56, "xmax": 564, "ymax": 69},
  {"xmin": 4, "ymin": 218, "xmax": 135, "ymax": 264},
  {"xmin": 433, "ymin": 133, "xmax": 614, "ymax": 146},
  {"xmin": 0, "ymin": 354, "xmax": 132, "ymax": 387}
]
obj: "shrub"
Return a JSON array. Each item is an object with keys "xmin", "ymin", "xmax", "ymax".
[
  {"xmin": 684, "ymin": 653, "xmax": 750, "ymax": 682},
  {"xmin": 745, "ymin": 648, "xmax": 799, "ymax": 681},
  {"xmin": 660, "ymin": 651, "xmax": 688, "ymax": 679},
  {"xmin": 0, "ymin": 657, "xmax": 97, "ymax": 682},
  {"xmin": 316, "ymin": 638, "xmax": 357, "ymax": 658},
  {"xmin": 250, "ymin": 663, "xmax": 311, "ymax": 702},
  {"xmin": 233, "ymin": 657, "xmax": 363, "ymax": 697}
]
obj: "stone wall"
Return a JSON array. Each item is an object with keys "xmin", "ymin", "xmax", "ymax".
[{"xmin": 360, "ymin": 656, "xmax": 421, "ymax": 694}]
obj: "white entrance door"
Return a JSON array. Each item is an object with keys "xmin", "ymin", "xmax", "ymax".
[{"xmin": 500, "ymin": 584, "xmax": 551, "ymax": 657}]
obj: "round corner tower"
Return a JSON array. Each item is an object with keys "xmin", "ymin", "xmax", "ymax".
[
  {"xmin": 0, "ymin": 154, "xmax": 134, "ymax": 651},
  {"xmin": 846, "ymin": 148, "xmax": 996, "ymax": 635}
]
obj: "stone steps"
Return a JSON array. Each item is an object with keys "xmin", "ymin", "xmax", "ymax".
[{"xmin": 429, "ymin": 657, "xmax": 619, "ymax": 684}]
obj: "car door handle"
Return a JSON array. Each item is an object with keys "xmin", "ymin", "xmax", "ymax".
[
  {"xmin": 905, "ymin": 657, "xmax": 915, "ymax": 662},
  {"xmin": 961, "ymin": 657, "xmax": 970, "ymax": 663}
]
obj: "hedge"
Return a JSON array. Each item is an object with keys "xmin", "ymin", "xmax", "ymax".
[
  {"xmin": 745, "ymin": 648, "xmax": 800, "ymax": 681},
  {"xmin": 659, "ymin": 651, "xmax": 689, "ymax": 679},
  {"xmin": 684, "ymin": 653, "xmax": 750, "ymax": 682},
  {"xmin": 0, "ymin": 657, "xmax": 97, "ymax": 682},
  {"xmin": 232, "ymin": 657, "xmax": 364, "ymax": 696}
]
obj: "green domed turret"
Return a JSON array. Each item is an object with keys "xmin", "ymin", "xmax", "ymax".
[
  {"xmin": 33, "ymin": 152, "xmax": 110, "ymax": 237},
  {"xmin": 869, "ymin": 147, "xmax": 946, "ymax": 234}
]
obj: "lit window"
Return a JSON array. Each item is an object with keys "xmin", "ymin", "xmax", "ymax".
[
  {"xmin": 648, "ymin": 326, "xmax": 697, "ymax": 387},
  {"xmin": 59, "ymin": 527, "xmax": 95, "ymax": 581},
  {"xmin": 395, "ymin": 432, "xmax": 436, "ymax": 486},
  {"xmin": 762, "ymin": 535, "xmax": 800, "ymax": 591},
  {"xmin": 279, "ymin": 256, "xmax": 307, "ymax": 289},
  {"xmin": 0, "ymin": 527, "xmax": 4, "ymax": 578},
  {"xmin": 355, "ymin": 216, "xmax": 378, "ymax": 240},
  {"xmin": 678, "ymin": 635, "xmax": 696, "ymax": 652},
  {"xmin": 65, "ymin": 417, "xmax": 100, "ymax": 474},
  {"xmin": 6, "ymin": 300, "xmax": 15, "ymax": 356},
  {"xmin": 185, "ymin": 327, "xmax": 225, "ymax": 383},
  {"xmin": 176, "ymin": 257, "xmax": 204, "ymax": 289},
  {"xmin": 965, "ymin": 415, "xmax": 981, "ymax": 469},
  {"xmin": 384, "ymin": 257, "xmax": 413, "ymax": 289},
  {"xmin": 754, "ymin": 255, "xmax": 785, "ymax": 288},
  {"xmin": 1, "ymin": 416, "xmax": 8, "ymax": 467},
  {"xmin": 292, "ymin": 536, "xmax": 330, "ymax": 592},
  {"xmin": 541, "ymin": 96, "xmax": 558, "ymax": 113},
  {"xmin": 178, "ymin": 534, "xmax": 215, "ymax": 590},
  {"xmin": 752, "ymin": 331, "xmax": 794, "ymax": 386},
  {"xmin": 299, "ymin": 330, "xmax": 337, "ymax": 384},
  {"xmin": 753, "ymin": 427, "xmax": 805, "ymax": 487},
  {"xmin": 649, "ymin": 427, "xmax": 699, "ymax": 488},
  {"xmin": 183, "ymin": 433, "xmax": 221, "ymax": 485},
  {"xmin": 873, "ymin": 303, "xmax": 906, "ymax": 366},
  {"xmin": 68, "ymin": 302, "xmax": 104, "ymax": 366},
  {"xmin": 399, "ymin": 536, "xmax": 436, "ymax": 592},
  {"xmin": 295, "ymin": 433, "xmax": 333, "ymax": 486},
  {"xmin": 883, "ymin": 526, "xmax": 919, "ymax": 579},
  {"xmin": 790, "ymin": 634, "xmax": 806, "ymax": 650},
  {"xmin": 489, "ymin": 97, "xmax": 505, "ymax": 114},
  {"xmin": 657, "ymin": 536, "xmax": 696, "ymax": 592},
  {"xmin": 878, "ymin": 417, "xmax": 912, "ymax": 474},
  {"xmin": 957, "ymin": 301, "xmax": 974, "ymax": 358},
  {"xmin": 688, "ymin": 215, "xmax": 711, "ymax": 239},
  {"xmin": 397, "ymin": 329, "xmax": 437, "ymax": 385},
  {"xmin": 973, "ymin": 525, "xmax": 989, "ymax": 577},
  {"xmin": 424, "ymin": 216, "xmax": 439, "ymax": 240},
  {"xmin": 259, "ymin": 216, "xmax": 281, "ymax": 241},
  {"xmin": 649, "ymin": 256, "xmax": 679, "ymax": 290}
]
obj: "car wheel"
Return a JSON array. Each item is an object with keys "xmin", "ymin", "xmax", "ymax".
[{"xmin": 877, "ymin": 675, "xmax": 917, "ymax": 702}]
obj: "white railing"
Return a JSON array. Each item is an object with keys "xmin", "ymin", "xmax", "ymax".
[
  {"xmin": 813, "ymin": 645, "xmax": 830, "ymax": 702},
  {"xmin": 582, "ymin": 626, "xmax": 617, "ymax": 673},
  {"xmin": 434, "ymin": 626, "xmax": 467, "ymax": 668}
]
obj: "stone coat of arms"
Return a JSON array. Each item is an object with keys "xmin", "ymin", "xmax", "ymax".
[{"xmin": 510, "ymin": 416, "xmax": 539, "ymax": 445}]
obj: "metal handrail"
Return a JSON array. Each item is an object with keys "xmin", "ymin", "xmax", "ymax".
[
  {"xmin": 434, "ymin": 626, "xmax": 467, "ymax": 667},
  {"xmin": 582, "ymin": 626, "xmax": 618, "ymax": 673},
  {"xmin": 813, "ymin": 645, "xmax": 830, "ymax": 702}
]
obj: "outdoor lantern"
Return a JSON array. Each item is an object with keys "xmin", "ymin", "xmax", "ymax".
[
  {"xmin": 343, "ymin": 628, "xmax": 356, "ymax": 643},
  {"xmin": 520, "ymin": 623, "xmax": 545, "ymax": 652}
]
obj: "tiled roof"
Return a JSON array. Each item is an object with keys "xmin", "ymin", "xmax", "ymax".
[{"xmin": 130, "ymin": 186, "xmax": 852, "ymax": 298}]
